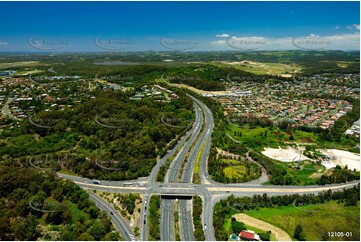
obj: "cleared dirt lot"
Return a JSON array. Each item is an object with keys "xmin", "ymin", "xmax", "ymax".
[
  {"xmin": 233, "ymin": 213, "xmax": 292, "ymax": 241},
  {"xmin": 262, "ymin": 146, "xmax": 308, "ymax": 162},
  {"xmin": 319, "ymin": 149, "xmax": 360, "ymax": 171}
]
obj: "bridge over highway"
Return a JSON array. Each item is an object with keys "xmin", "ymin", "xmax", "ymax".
[{"xmin": 58, "ymin": 94, "xmax": 360, "ymax": 241}]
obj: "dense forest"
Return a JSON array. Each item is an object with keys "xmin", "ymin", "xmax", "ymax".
[
  {"xmin": 0, "ymin": 166, "xmax": 121, "ymax": 241},
  {"xmin": 0, "ymin": 89, "xmax": 194, "ymax": 180}
]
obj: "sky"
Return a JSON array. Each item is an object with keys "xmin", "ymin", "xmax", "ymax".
[{"xmin": 0, "ymin": 1, "xmax": 359, "ymax": 52}]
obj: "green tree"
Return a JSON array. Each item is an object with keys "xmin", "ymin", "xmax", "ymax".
[
  {"xmin": 231, "ymin": 220, "xmax": 246, "ymax": 233},
  {"xmin": 78, "ymin": 232, "xmax": 95, "ymax": 241},
  {"xmin": 89, "ymin": 220, "xmax": 106, "ymax": 240},
  {"xmin": 10, "ymin": 215, "xmax": 39, "ymax": 241},
  {"xmin": 104, "ymin": 232, "xmax": 121, "ymax": 241},
  {"xmin": 259, "ymin": 232, "xmax": 271, "ymax": 241},
  {"xmin": 293, "ymin": 224, "xmax": 306, "ymax": 241}
]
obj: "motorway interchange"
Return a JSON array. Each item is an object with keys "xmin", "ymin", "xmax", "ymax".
[{"xmin": 59, "ymin": 95, "xmax": 359, "ymax": 241}]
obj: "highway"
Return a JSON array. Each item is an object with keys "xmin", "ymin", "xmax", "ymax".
[
  {"xmin": 140, "ymin": 103, "xmax": 200, "ymax": 241},
  {"xmin": 88, "ymin": 192, "xmax": 136, "ymax": 241},
  {"xmin": 160, "ymin": 102, "xmax": 203, "ymax": 241},
  {"xmin": 188, "ymin": 95, "xmax": 216, "ymax": 240},
  {"xmin": 58, "ymin": 95, "xmax": 360, "ymax": 241},
  {"xmin": 177, "ymin": 103, "xmax": 205, "ymax": 241}
]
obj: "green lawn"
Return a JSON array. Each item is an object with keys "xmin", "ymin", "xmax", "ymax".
[
  {"xmin": 226, "ymin": 124, "xmax": 317, "ymax": 148},
  {"xmin": 245, "ymin": 224, "xmax": 277, "ymax": 241},
  {"xmin": 220, "ymin": 158, "xmax": 261, "ymax": 181},
  {"xmin": 246, "ymin": 201, "xmax": 360, "ymax": 241},
  {"xmin": 223, "ymin": 215, "xmax": 277, "ymax": 241},
  {"xmin": 226, "ymin": 123, "xmax": 359, "ymax": 153}
]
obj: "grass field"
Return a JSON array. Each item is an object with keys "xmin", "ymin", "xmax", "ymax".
[
  {"xmin": 0, "ymin": 61, "xmax": 44, "ymax": 69},
  {"xmin": 226, "ymin": 123, "xmax": 359, "ymax": 153},
  {"xmin": 214, "ymin": 61, "xmax": 302, "ymax": 76},
  {"xmin": 245, "ymin": 224, "xmax": 277, "ymax": 241},
  {"xmin": 222, "ymin": 158, "xmax": 260, "ymax": 180},
  {"xmin": 246, "ymin": 201, "xmax": 360, "ymax": 241},
  {"xmin": 226, "ymin": 124, "xmax": 317, "ymax": 148}
]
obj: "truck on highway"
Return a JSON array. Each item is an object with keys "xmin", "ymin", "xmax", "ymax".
[
  {"xmin": 93, "ymin": 180, "xmax": 101, "ymax": 185},
  {"xmin": 124, "ymin": 182, "xmax": 133, "ymax": 186}
]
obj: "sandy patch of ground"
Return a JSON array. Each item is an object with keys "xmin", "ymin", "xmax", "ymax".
[
  {"xmin": 262, "ymin": 147, "xmax": 309, "ymax": 162},
  {"xmin": 168, "ymin": 83, "xmax": 229, "ymax": 95},
  {"xmin": 223, "ymin": 60, "xmax": 260, "ymax": 65},
  {"xmin": 318, "ymin": 149, "xmax": 360, "ymax": 171},
  {"xmin": 233, "ymin": 213, "xmax": 292, "ymax": 241},
  {"xmin": 216, "ymin": 147, "xmax": 241, "ymax": 159}
]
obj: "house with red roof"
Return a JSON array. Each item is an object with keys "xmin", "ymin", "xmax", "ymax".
[{"xmin": 239, "ymin": 230, "xmax": 260, "ymax": 241}]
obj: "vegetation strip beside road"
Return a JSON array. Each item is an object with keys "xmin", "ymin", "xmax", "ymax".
[
  {"xmin": 148, "ymin": 195, "xmax": 161, "ymax": 241},
  {"xmin": 193, "ymin": 143, "xmax": 205, "ymax": 184},
  {"xmin": 193, "ymin": 196, "xmax": 206, "ymax": 240}
]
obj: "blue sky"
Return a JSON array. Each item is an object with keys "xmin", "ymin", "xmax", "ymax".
[{"xmin": 0, "ymin": 1, "xmax": 359, "ymax": 52}]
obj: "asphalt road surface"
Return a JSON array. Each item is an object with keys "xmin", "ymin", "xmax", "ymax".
[{"xmin": 58, "ymin": 95, "xmax": 360, "ymax": 241}]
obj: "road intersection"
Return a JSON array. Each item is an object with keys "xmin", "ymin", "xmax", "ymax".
[{"xmin": 60, "ymin": 95, "xmax": 359, "ymax": 241}]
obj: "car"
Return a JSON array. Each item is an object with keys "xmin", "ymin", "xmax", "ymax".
[
  {"xmin": 226, "ymin": 190, "xmax": 230, "ymax": 193},
  {"xmin": 144, "ymin": 220, "xmax": 146, "ymax": 224},
  {"xmin": 110, "ymin": 212, "xmax": 114, "ymax": 215}
]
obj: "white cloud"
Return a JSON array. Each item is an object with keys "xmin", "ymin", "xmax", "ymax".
[
  {"xmin": 209, "ymin": 33, "xmax": 360, "ymax": 51},
  {"xmin": 211, "ymin": 40, "xmax": 227, "ymax": 45},
  {"xmin": 216, "ymin": 34, "xmax": 230, "ymax": 38},
  {"xmin": 0, "ymin": 42, "xmax": 8, "ymax": 46},
  {"xmin": 347, "ymin": 24, "xmax": 360, "ymax": 31},
  {"xmin": 335, "ymin": 26, "xmax": 340, "ymax": 29}
]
